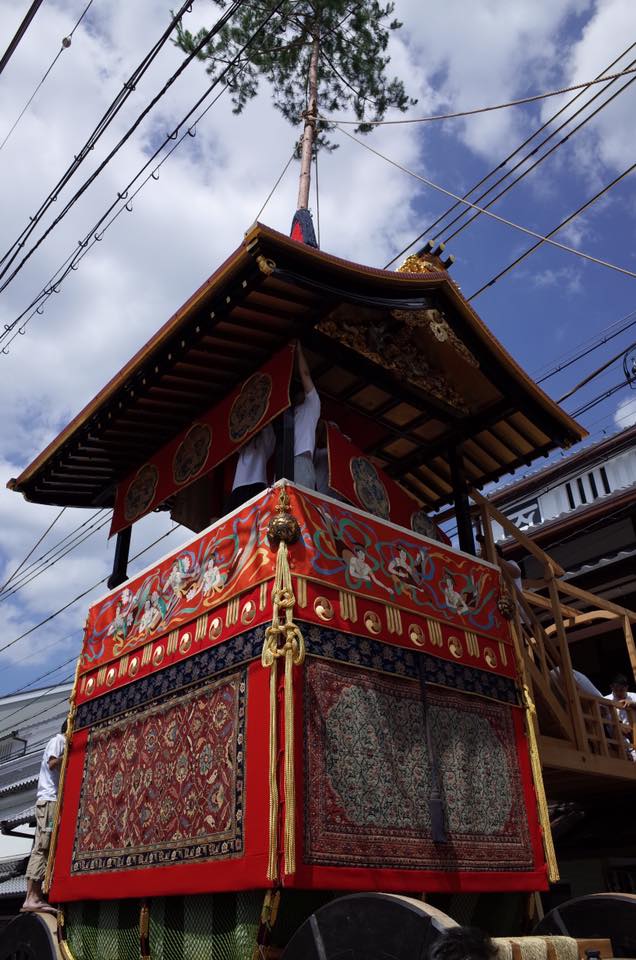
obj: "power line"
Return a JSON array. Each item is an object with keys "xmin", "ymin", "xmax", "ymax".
[
  {"xmin": 558, "ymin": 340, "xmax": 636, "ymax": 403},
  {"xmin": 441, "ymin": 70, "xmax": 636, "ymax": 247},
  {"xmin": 535, "ymin": 308, "xmax": 636, "ymax": 384},
  {"xmin": 383, "ymin": 42, "xmax": 636, "ymax": 269},
  {"xmin": 0, "ymin": 683, "xmax": 75, "ymax": 744},
  {"xmin": 0, "ymin": 0, "xmax": 96, "ymax": 155},
  {"xmin": 1, "ymin": 0, "xmax": 289, "ymax": 353},
  {"xmin": 0, "ymin": 514, "xmax": 111, "ymax": 604},
  {"xmin": 0, "ymin": 0, "xmax": 45, "ymax": 80},
  {"xmin": 319, "ymin": 64, "xmax": 636, "ymax": 126},
  {"xmin": 467, "ymin": 160, "xmax": 636, "ymax": 299},
  {"xmin": 0, "ymin": 0, "xmax": 244, "ymax": 296},
  {"xmin": 254, "ymin": 147, "xmax": 296, "ymax": 221},
  {"xmin": 570, "ymin": 378, "xmax": 629, "ymax": 418},
  {"xmin": 336, "ymin": 124, "xmax": 636, "ymax": 283},
  {"xmin": 0, "ymin": 507, "xmax": 66, "ymax": 594},
  {"xmin": 0, "ymin": 509, "xmax": 106, "ymax": 599},
  {"xmin": 0, "ymin": 0, "xmax": 196, "ymax": 279},
  {"xmin": 0, "ymin": 522, "xmax": 182, "ymax": 659}
]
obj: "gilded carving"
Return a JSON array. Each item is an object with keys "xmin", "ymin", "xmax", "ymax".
[
  {"xmin": 392, "ymin": 308, "xmax": 479, "ymax": 368},
  {"xmin": 317, "ymin": 311, "xmax": 467, "ymax": 412}
]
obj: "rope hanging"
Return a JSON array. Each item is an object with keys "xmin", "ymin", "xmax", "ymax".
[{"xmin": 261, "ymin": 485, "xmax": 305, "ymax": 880}]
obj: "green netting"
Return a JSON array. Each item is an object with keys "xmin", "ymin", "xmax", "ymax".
[
  {"xmin": 64, "ymin": 898, "xmax": 140, "ymax": 960},
  {"xmin": 148, "ymin": 892, "xmax": 261, "ymax": 960}
]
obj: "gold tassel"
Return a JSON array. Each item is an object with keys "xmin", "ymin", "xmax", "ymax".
[
  {"xmin": 510, "ymin": 619, "xmax": 559, "ymax": 883},
  {"xmin": 522, "ymin": 683, "xmax": 559, "ymax": 882},
  {"xmin": 261, "ymin": 487, "xmax": 305, "ymax": 880}
]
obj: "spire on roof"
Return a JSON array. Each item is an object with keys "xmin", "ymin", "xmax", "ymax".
[{"xmin": 290, "ymin": 208, "xmax": 318, "ymax": 248}]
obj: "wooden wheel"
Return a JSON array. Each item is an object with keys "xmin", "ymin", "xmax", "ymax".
[
  {"xmin": 0, "ymin": 913, "xmax": 60, "ymax": 960},
  {"xmin": 281, "ymin": 893, "xmax": 457, "ymax": 960},
  {"xmin": 533, "ymin": 893, "xmax": 636, "ymax": 959}
]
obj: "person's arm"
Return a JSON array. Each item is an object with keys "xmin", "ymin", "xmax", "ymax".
[
  {"xmin": 296, "ymin": 343, "xmax": 314, "ymax": 397},
  {"xmin": 48, "ymin": 754, "xmax": 63, "ymax": 771}
]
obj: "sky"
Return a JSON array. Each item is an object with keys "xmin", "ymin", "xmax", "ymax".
[{"xmin": 0, "ymin": 0, "xmax": 635, "ymax": 699}]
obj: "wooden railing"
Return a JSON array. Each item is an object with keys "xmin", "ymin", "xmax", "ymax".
[{"xmin": 472, "ymin": 489, "xmax": 636, "ymax": 774}]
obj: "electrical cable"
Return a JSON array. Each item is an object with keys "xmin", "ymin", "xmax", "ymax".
[
  {"xmin": 0, "ymin": 0, "xmax": 96, "ymax": 154},
  {"xmin": 0, "ymin": 0, "xmax": 196, "ymax": 277},
  {"xmin": 0, "ymin": 0, "xmax": 245, "ymax": 296},
  {"xmin": 0, "ymin": 522, "xmax": 182, "ymax": 659},
  {"xmin": 336, "ymin": 124, "xmax": 636, "ymax": 283},
  {"xmin": 318, "ymin": 64, "xmax": 636, "ymax": 126},
  {"xmin": 558, "ymin": 341, "xmax": 636, "ymax": 403},
  {"xmin": 314, "ymin": 146, "xmax": 321, "ymax": 247},
  {"xmin": 570, "ymin": 379, "xmax": 629, "ymax": 418},
  {"xmin": 535, "ymin": 309, "xmax": 636, "ymax": 384},
  {"xmin": 467, "ymin": 159, "xmax": 636, "ymax": 300},
  {"xmin": 0, "ymin": 0, "xmax": 289, "ymax": 353},
  {"xmin": 254, "ymin": 148, "xmax": 296, "ymax": 221},
  {"xmin": 441, "ymin": 70, "xmax": 636, "ymax": 247},
  {"xmin": 0, "ymin": 682, "xmax": 75, "ymax": 743},
  {"xmin": 2, "ymin": 652, "xmax": 80, "ymax": 700},
  {"xmin": 0, "ymin": 514, "xmax": 111, "ymax": 604},
  {"xmin": 383, "ymin": 41, "xmax": 636, "ymax": 269},
  {"xmin": 0, "ymin": 0, "xmax": 45, "ymax": 80},
  {"xmin": 0, "ymin": 509, "xmax": 106, "ymax": 599},
  {"xmin": 0, "ymin": 0, "xmax": 194, "ymax": 274},
  {"xmin": 0, "ymin": 508, "xmax": 66, "ymax": 594}
]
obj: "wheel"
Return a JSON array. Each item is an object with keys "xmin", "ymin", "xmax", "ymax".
[
  {"xmin": 533, "ymin": 893, "xmax": 636, "ymax": 959},
  {"xmin": 0, "ymin": 912, "xmax": 59, "ymax": 960},
  {"xmin": 281, "ymin": 893, "xmax": 457, "ymax": 960}
]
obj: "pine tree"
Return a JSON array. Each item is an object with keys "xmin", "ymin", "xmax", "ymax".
[{"xmin": 176, "ymin": 1, "xmax": 413, "ymax": 211}]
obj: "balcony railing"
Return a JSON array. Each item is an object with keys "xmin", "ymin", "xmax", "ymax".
[{"xmin": 472, "ymin": 489, "xmax": 636, "ymax": 783}]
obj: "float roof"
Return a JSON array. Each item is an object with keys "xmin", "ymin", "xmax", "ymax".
[{"xmin": 9, "ymin": 223, "xmax": 586, "ymax": 511}]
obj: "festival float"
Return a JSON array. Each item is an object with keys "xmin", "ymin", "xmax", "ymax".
[{"xmin": 5, "ymin": 218, "xmax": 636, "ymax": 960}]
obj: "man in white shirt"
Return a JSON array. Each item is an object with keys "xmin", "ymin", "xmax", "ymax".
[
  {"xmin": 293, "ymin": 344, "xmax": 321, "ymax": 489},
  {"xmin": 605, "ymin": 673, "xmax": 636, "ymax": 726},
  {"xmin": 21, "ymin": 722, "xmax": 67, "ymax": 915},
  {"xmin": 227, "ymin": 423, "xmax": 276, "ymax": 512}
]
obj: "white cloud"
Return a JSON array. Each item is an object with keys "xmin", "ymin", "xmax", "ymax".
[{"xmin": 614, "ymin": 394, "xmax": 636, "ymax": 429}]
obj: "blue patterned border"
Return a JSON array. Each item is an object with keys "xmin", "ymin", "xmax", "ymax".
[
  {"xmin": 75, "ymin": 619, "xmax": 518, "ymax": 731},
  {"xmin": 75, "ymin": 627, "xmax": 263, "ymax": 730},
  {"xmin": 301, "ymin": 621, "xmax": 519, "ymax": 706}
]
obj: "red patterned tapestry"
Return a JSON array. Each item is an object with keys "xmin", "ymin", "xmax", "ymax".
[
  {"xmin": 72, "ymin": 671, "xmax": 245, "ymax": 874},
  {"xmin": 326, "ymin": 424, "xmax": 450, "ymax": 544},
  {"xmin": 110, "ymin": 345, "xmax": 295, "ymax": 535},
  {"xmin": 300, "ymin": 657, "xmax": 540, "ymax": 885}
]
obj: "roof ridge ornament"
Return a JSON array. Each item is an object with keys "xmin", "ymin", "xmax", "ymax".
[{"xmin": 398, "ymin": 240, "xmax": 455, "ymax": 274}]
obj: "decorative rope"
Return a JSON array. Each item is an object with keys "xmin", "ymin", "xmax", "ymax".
[
  {"xmin": 261, "ymin": 490, "xmax": 305, "ymax": 880},
  {"xmin": 521, "ymin": 681, "xmax": 559, "ymax": 883},
  {"xmin": 508, "ymin": 613, "xmax": 560, "ymax": 883}
]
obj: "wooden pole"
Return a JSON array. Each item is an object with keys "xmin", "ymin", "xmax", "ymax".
[
  {"xmin": 547, "ymin": 577, "xmax": 587, "ymax": 752},
  {"xmin": 107, "ymin": 526, "xmax": 131, "ymax": 590},
  {"xmin": 296, "ymin": 33, "xmax": 319, "ymax": 211},
  {"xmin": 448, "ymin": 445, "xmax": 475, "ymax": 555}
]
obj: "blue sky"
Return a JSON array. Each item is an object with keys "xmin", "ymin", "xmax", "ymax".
[{"xmin": 0, "ymin": 0, "xmax": 635, "ymax": 699}]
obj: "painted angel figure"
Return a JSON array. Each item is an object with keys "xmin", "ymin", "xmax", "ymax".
[
  {"xmin": 440, "ymin": 569, "xmax": 470, "ymax": 615},
  {"xmin": 317, "ymin": 505, "xmax": 391, "ymax": 594},
  {"xmin": 164, "ymin": 554, "xmax": 199, "ymax": 606},
  {"xmin": 107, "ymin": 587, "xmax": 137, "ymax": 640},
  {"xmin": 202, "ymin": 552, "xmax": 227, "ymax": 596}
]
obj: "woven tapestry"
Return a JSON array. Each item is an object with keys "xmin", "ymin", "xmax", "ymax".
[
  {"xmin": 71, "ymin": 669, "xmax": 246, "ymax": 874},
  {"xmin": 304, "ymin": 657, "xmax": 534, "ymax": 873}
]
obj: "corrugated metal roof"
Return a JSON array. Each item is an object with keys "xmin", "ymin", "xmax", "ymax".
[
  {"xmin": 0, "ymin": 856, "xmax": 28, "ymax": 883},
  {"xmin": 0, "ymin": 775, "xmax": 37, "ymax": 798},
  {"xmin": 0, "ymin": 804, "xmax": 35, "ymax": 833},
  {"xmin": 0, "ymin": 874, "xmax": 27, "ymax": 897}
]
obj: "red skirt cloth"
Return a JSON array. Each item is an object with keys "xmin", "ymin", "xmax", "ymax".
[{"xmin": 51, "ymin": 485, "xmax": 547, "ymax": 901}]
